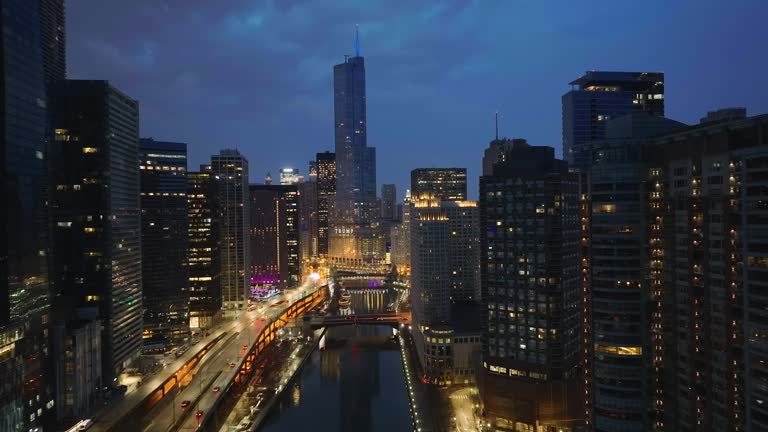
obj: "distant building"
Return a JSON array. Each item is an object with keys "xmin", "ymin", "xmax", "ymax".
[
  {"xmin": 187, "ymin": 167, "xmax": 222, "ymax": 331},
  {"xmin": 562, "ymin": 71, "xmax": 664, "ymax": 169},
  {"xmin": 139, "ymin": 139, "xmax": 189, "ymax": 348},
  {"xmin": 390, "ymin": 190, "xmax": 412, "ymax": 272},
  {"xmin": 210, "ymin": 150, "xmax": 250, "ymax": 311},
  {"xmin": 249, "ymin": 184, "xmax": 300, "ymax": 289},
  {"xmin": 308, "ymin": 160, "xmax": 318, "ymax": 180},
  {"xmin": 381, "ymin": 184, "xmax": 397, "ymax": 220},
  {"xmin": 479, "ymin": 141, "xmax": 582, "ymax": 431},
  {"xmin": 411, "ymin": 168, "xmax": 467, "ymax": 201},
  {"xmin": 51, "ymin": 79, "xmax": 143, "ymax": 383},
  {"xmin": 316, "ymin": 151, "xmax": 336, "ymax": 257},
  {"xmin": 299, "ymin": 180, "xmax": 318, "ymax": 265},
  {"xmin": 279, "ymin": 167, "xmax": 302, "ymax": 185},
  {"xmin": 482, "ymin": 138, "xmax": 529, "ymax": 176}
]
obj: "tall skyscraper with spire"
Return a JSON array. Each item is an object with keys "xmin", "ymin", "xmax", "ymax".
[{"xmin": 330, "ymin": 25, "xmax": 379, "ymax": 262}]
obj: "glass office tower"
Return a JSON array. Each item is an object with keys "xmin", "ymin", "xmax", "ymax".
[{"xmin": 562, "ymin": 71, "xmax": 664, "ymax": 170}]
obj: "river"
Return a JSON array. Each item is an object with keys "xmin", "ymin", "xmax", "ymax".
[{"xmin": 259, "ymin": 290, "xmax": 412, "ymax": 432}]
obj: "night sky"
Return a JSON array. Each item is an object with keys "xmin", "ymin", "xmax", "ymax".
[{"xmin": 68, "ymin": 0, "xmax": 768, "ymax": 199}]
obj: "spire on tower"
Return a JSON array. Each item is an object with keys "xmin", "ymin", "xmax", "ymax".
[
  {"xmin": 355, "ymin": 24, "xmax": 360, "ymax": 57},
  {"xmin": 495, "ymin": 111, "xmax": 499, "ymax": 140}
]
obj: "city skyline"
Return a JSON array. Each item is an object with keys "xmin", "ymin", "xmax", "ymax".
[
  {"xmin": 67, "ymin": 0, "xmax": 768, "ymax": 199},
  {"xmin": 5, "ymin": 1, "xmax": 768, "ymax": 431}
]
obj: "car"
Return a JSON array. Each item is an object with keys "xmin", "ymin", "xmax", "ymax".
[
  {"xmin": 212, "ymin": 386, "xmax": 221, "ymax": 393},
  {"xmin": 230, "ymin": 362, "xmax": 237, "ymax": 368},
  {"xmin": 76, "ymin": 419, "xmax": 94, "ymax": 431},
  {"xmin": 180, "ymin": 400, "xmax": 191, "ymax": 408}
]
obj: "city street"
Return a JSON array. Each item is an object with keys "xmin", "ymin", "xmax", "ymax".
[{"xmin": 90, "ymin": 280, "xmax": 321, "ymax": 432}]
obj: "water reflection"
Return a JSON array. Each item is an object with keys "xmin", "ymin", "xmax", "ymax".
[{"xmin": 260, "ymin": 325, "xmax": 410, "ymax": 432}]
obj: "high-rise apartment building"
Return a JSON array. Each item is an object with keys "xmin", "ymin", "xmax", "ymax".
[
  {"xmin": 0, "ymin": 1, "xmax": 57, "ymax": 428},
  {"xmin": 582, "ymin": 110, "xmax": 768, "ymax": 432},
  {"xmin": 316, "ymin": 152, "xmax": 336, "ymax": 257},
  {"xmin": 410, "ymin": 187, "xmax": 480, "ymax": 384},
  {"xmin": 187, "ymin": 168, "xmax": 221, "ymax": 331},
  {"xmin": 249, "ymin": 184, "xmax": 300, "ymax": 289},
  {"xmin": 411, "ymin": 168, "xmax": 467, "ymax": 201},
  {"xmin": 381, "ymin": 184, "xmax": 397, "ymax": 220},
  {"xmin": 479, "ymin": 142, "xmax": 582, "ymax": 431},
  {"xmin": 210, "ymin": 150, "xmax": 249, "ymax": 311},
  {"xmin": 562, "ymin": 71, "xmax": 664, "ymax": 170},
  {"xmin": 330, "ymin": 30, "xmax": 379, "ymax": 262},
  {"xmin": 139, "ymin": 139, "xmax": 189, "ymax": 347},
  {"xmin": 51, "ymin": 80, "xmax": 143, "ymax": 383},
  {"xmin": 583, "ymin": 112, "xmax": 687, "ymax": 431}
]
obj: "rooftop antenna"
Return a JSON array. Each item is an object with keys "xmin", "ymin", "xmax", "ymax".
[
  {"xmin": 495, "ymin": 111, "xmax": 499, "ymax": 140},
  {"xmin": 355, "ymin": 24, "xmax": 360, "ymax": 57}
]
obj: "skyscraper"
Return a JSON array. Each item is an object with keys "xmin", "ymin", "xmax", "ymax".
[
  {"xmin": 380, "ymin": 184, "xmax": 397, "ymax": 220},
  {"xmin": 51, "ymin": 79, "xmax": 143, "ymax": 384},
  {"xmin": 0, "ymin": 0, "xmax": 56, "ymax": 428},
  {"xmin": 411, "ymin": 198, "xmax": 481, "ymax": 384},
  {"xmin": 317, "ymin": 152, "xmax": 336, "ymax": 257},
  {"xmin": 583, "ymin": 112, "xmax": 687, "ymax": 431},
  {"xmin": 330, "ymin": 28, "xmax": 378, "ymax": 262},
  {"xmin": 482, "ymin": 138, "xmax": 529, "ymax": 176},
  {"xmin": 211, "ymin": 150, "xmax": 249, "ymax": 311},
  {"xmin": 139, "ymin": 139, "xmax": 189, "ymax": 347},
  {"xmin": 479, "ymin": 141, "xmax": 582, "ymax": 431},
  {"xmin": 39, "ymin": 0, "xmax": 66, "ymax": 85},
  {"xmin": 410, "ymin": 168, "xmax": 467, "ymax": 201},
  {"xmin": 562, "ymin": 71, "xmax": 664, "ymax": 170},
  {"xmin": 187, "ymin": 167, "xmax": 222, "ymax": 331},
  {"xmin": 299, "ymin": 179, "xmax": 318, "ymax": 264},
  {"xmin": 582, "ymin": 110, "xmax": 768, "ymax": 432},
  {"xmin": 249, "ymin": 184, "xmax": 300, "ymax": 289}
]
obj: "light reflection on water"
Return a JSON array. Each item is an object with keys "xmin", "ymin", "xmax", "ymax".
[{"xmin": 260, "ymin": 284, "xmax": 411, "ymax": 432}]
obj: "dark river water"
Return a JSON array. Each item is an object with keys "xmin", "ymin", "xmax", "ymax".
[{"xmin": 259, "ymin": 290, "xmax": 412, "ymax": 432}]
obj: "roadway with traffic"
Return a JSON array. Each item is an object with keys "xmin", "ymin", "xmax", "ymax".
[{"xmin": 89, "ymin": 279, "xmax": 320, "ymax": 432}]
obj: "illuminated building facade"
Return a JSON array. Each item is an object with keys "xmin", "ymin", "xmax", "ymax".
[
  {"xmin": 410, "ymin": 168, "xmax": 467, "ymax": 201},
  {"xmin": 299, "ymin": 179, "xmax": 318, "ymax": 265},
  {"xmin": 210, "ymin": 150, "xmax": 249, "ymax": 311},
  {"xmin": 51, "ymin": 80, "xmax": 143, "ymax": 383},
  {"xmin": 330, "ymin": 32, "xmax": 379, "ymax": 262},
  {"xmin": 391, "ymin": 190, "xmax": 413, "ymax": 272},
  {"xmin": 650, "ymin": 111, "xmax": 766, "ymax": 432},
  {"xmin": 249, "ymin": 184, "xmax": 300, "ymax": 288},
  {"xmin": 187, "ymin": 168, "xmax": 221, "ymax": 330},
  {"xmin": 584, "ymin": 112, "xmax": 686, "ymax": 431},
  {"xmin": 563, "ymin": 71, "xmax": 664, "ymax": 170},
  {"xmin": 279, "ymin": 167, "xmax": 302, "ymax": 185},
  {"xmin": 317, "ymin": 151, "xmax": 336, "ymax": 257},
  {"xmin": 139, "ymin": 139, "xmax": 189, "ymax": 347},
  {"xmin": 411, "ymin": 195, "xmax": 480, "ymax": 384},
  {"xmin": 479, "ymin": 142, "xmax": 582, "ymax": 431},
  {"xmin": 582, "ymin": 110, "xmax": 768, "ymax": 432}
]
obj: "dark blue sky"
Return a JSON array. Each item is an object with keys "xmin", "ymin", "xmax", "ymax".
[{"xmin": 68, "ymin": 0, "xmax": 768, "ymax": 199}]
